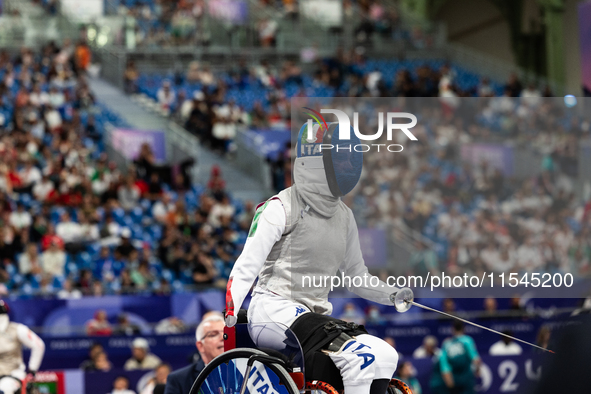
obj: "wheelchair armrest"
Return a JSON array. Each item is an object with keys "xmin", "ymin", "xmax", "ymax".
[
  {"xmin": 237, "ymin": 308, "xmax": 248, "ymax": 324},
  {"xmin": 223, "ymin": 309, "xmax": 249, "ymax": 351},
  {"xmin": 222, "ymin": 308, "xmax": 248, "ymax": 324}
]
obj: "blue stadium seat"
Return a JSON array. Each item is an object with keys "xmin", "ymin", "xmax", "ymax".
[
  {"xmin": 52, "ymin": 276, "xmax": 65, "ymax": 289},
  {"xmin": 148, "ymin": 225, "xmax": 162, "ymax": 240},
  {"xmin": 172, "ymin": 280, "xmax": 184, "ymax": 293},
  {"xmin": 161, "ymin": 269, "xmax": 174, "ymax": 282},
  {"xmin": 123, "ymin": 215, "xmax": 134, "ymax": 228},
  {"xmin": 112, "ymin": 208, "xmax": 125, "ymax": 224},
  {"xmin": 130, "ymin": 206, "xmax": 144, "ymax": 224},
  {"xmin": 76, "ymin": 252, "xmax": 93, "ymax": 269},
  {"xmin": 65, "ymin": 262, "xmax": 79, "ymax": 277},
  {"xmin": 86, "ymin": 243, "xmax": 101, "ymax": 255}
]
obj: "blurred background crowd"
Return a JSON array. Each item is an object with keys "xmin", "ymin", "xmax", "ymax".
[{"xmin": 1, "ymin": 0, "xmax": 590, "ymax": 392}]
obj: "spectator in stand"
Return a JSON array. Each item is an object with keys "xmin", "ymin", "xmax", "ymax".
[
  {"xmin": 118, "ymin": 175, "xmax": 141, "ymax": 211},
  {"xmin": 55, "ymin": 211, "xmax": 83, "ymax": 252},
  {"xmin": 208, "ymin": 194, "xmax": 235, "ymax": 229},
  {"xmin": 508, "ymin": 295, "xmax": 527, "ymax": 317},
  {"xmin": 164, "ymin": 315, "xmax": 225, "ymax": 394},
  {"xmin": 206, "ymin": 165, "xmax": 225, "ymax": 201},
  {"xmin": 86, "ymin": 310, "xmax": 113, "ymax": 336},
  {"xmin": 413, "ymin": 335, "xmax": 439, "ymax": 359},
  {"xmin": 79, "ymin": 213, "xmax": 100, "ymax": 243},
  {"xmin": 124, "ymin": 60, "xmax": 140, "ymax": 94},
  {"xmin": 145, "ymin": 173, "xmax": 163, "ymax": 201},
  {"xmin": 152, "ymin": 193, "xmax": 175, "ymax": 223},
  {"xmin": 41, "ymin": 239, "xmax": 66, "ymax": 277},
  {"xmin": 191, "ymin": 250, "xmax": 217, "ymax": 285},
  {"xmin": 489, "ymin": 331, "xmax": 523, "ymax": 356},
  {"xmin": 131, "ymin": 260, "xmax": 156, "ymax": 290},
  {"xmin": 80, "ymin": 343, "xmax": 106, "ymax": 371},
  {"xmin": 18, "ymin": 160, "xmax": 42, "ymax": 192},
  {"xmin": 505, "ymin": 73, "xmax": 523, "ymax": 97},
  {"xmin": 442, "ymin": 298, "xmax": 457, "ymax": 314},
  {"xmin": 140, "ymin": 363, "xmax": 171, "ymax": 394},
  {"xmin": 124, "ymin": 337, "xmax": 162, "ymax": 370},
  {"xmin": 157, "ymin": 81, "xmax": 176, "ymax": 113},
  {"xmin": 77, "ymin": 269, "xmax": 95, "ymax": 295},
  {"xmin": 119, "ymin": 269, "xmax": 137, "ymax": 294},
  {"xmin": 33, "ymin": 174, "xmax": 55, "ymax": 201},
  {"xmin": 134, "ymin": 143, "xmax": 157, "ymax": 180},
  {"xmin": 114, "ymin": 313, "xmax": 141, "ymax": 336},
  {"xmin": 536, "ymin": 326, "xmax": 551, "ymax": 352},
  {"xmin": 115, "ymin": 228, "xmax": 136, "ymax": 258},
  {"xmin": 111, "ymin": 376, "xmax": 136, "ymax": 394},
  {"xmin": 93, "ymin": 280, "xmax": 105, "ymax": 297},
  {"xmin": 397, "ymin": 361, "xmax": 422, "ymax": 394},
  {"xmin": 339, "ymin": 302, "xmax": 365, "ymax": 325},
  {"xmin": 481, "ymin": 297, "xmax": 498, "ymax": 320},
  {"xmin": 57, "ymin": 278, "xmax": 83, "ymax": 299},
  {"xmin": 9, "ymin": 203, "xmax": 32, "ymax": 231},
  {"xmin": 155, "ymin": 317, "xmax": 187, "ymax": 334},
  {"xmin": 18, "ymin": 243, "xmax": 43, "ymax": 277},
  {"xmin": 92, "ymin": 351, "xmax": 113, "ymax": 372}
]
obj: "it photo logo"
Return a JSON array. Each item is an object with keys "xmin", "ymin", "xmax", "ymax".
[{"xmin": 301, "ymin": 108, "xmax": 418, "ymax": 153}]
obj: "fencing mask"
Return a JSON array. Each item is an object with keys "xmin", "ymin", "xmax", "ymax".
[{"xmin": 295, "ymin": 122, "xmax": 363, "ymax": 198}]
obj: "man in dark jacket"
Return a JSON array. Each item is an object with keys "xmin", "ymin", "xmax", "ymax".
[{"xmin": 164, "ymin": 315, "xmax": 225, "ymax": 394}]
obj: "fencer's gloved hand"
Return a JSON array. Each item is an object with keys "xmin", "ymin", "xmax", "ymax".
[
  {"xmin": 27, "ymin": 369, "xmax": 36, "ymax": 377},
  {"xmin": 225, "ymin": 313, "xmax": 237, "ymax": 327},
  {"xmin": 390, "ymin": 287, "xmax": 414, "ymax": 313}
]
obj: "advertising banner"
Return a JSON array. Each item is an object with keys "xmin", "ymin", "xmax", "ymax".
[
  {"xmin": 110, "ymin": 128, "xmax": 167, "ymax": 162},
  {"xmin": 240, "ymin": 129, "xmax": 291, "ymax": 160},
  {"xmin": 207, "ymin": 0, "xmax": 248, "ymax": 24},
  {"xmin": 460, "ymin": 143, "xmax": 514, "ymax": 176}
]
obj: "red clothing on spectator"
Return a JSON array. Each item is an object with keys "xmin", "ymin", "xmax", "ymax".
[
  {"xmin": 41, "ymin": 235, "xmax": 64, "ymax": 251},
  {"xmin": 86, "ymin": 319, "xmax": 113, "ymax": 336},
  {"xmin": 135, "ymin": 179, "xmax": 149, "ymax": 195},
  {"xmin": 7, "ymin": 172, "xmax": 22, "ymax": 188},
  {"xmin": 207, "ymin": 165, "xmax": 226, "ymax": 191}
]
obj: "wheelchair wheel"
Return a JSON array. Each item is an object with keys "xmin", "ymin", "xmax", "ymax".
[
  {"xmin": 305, "ymin": 380, "xmax": 340, "ymax": 393},
  {"xmin": 0, "ymin": 375, "xmax": 23, "ymax": 394},
  {"xmin": 189, "ymin": 348, "xmax": 300, "ymax": 394},
  {"xmin": 388, "ymin": 378, "xmax": 413, "ymax": 394}
]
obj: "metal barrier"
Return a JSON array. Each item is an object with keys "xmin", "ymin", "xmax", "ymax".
[
  {"xmin": 234, "ymin": 129, "xmax": 273, "ymax": 191},
  {"xmin": 167, "ymin": 122, "xmax": 204, "ymax": 185},
  {"xmin": 95, "ymin": 48, "xmax": 127, "ymax": 91},
  {"xmin": 444, "ymin": 43, "xmax": 566, "ymax": 96}
]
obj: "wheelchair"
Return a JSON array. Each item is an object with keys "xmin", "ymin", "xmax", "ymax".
[
  {"xmin": 189, "ymin": 309, "xmax": 413, "ymax": 394},
  {"xmin": 0, "ymin": 375, "xmax": 38, "ymax": 394}
]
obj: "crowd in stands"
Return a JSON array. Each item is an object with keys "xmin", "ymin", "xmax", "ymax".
[
  {"xmin": 348, "ymin": 89, "xmax": 591, "ymax": 280},
  {"xmin": 107, "ymin": 0, "xmax": 430, "ymax": 50},
  {"xmin": 0, "ymin": 43, "xmax": 255, "ymax": 297},
  {"xmin": 133, "ymin": 49, "xmax": 590, "ymax": 281},
  {"xmin": 3, "ymin": 36, "xmax": 590, "ymax": 302}
]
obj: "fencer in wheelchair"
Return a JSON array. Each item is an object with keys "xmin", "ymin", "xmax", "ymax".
[{"xmin": 193, "ymin": 122, "xmax": 415, "ymax": 394}]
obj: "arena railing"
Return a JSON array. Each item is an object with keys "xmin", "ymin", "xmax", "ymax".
[
  {"xmin": 444, "ymin": 43, "xmax": 566, "ymax": 96},
  {"xmin": 0, "ymin": 14, "xmax": 79, "ymax": 49}
]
